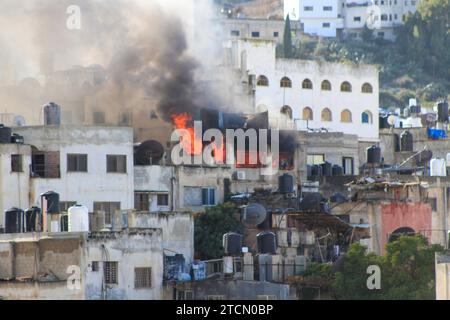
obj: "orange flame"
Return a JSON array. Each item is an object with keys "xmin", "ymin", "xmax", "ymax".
[{"xmin": 172, "ymin": 113, "xmax": 202, "ymax": 155}]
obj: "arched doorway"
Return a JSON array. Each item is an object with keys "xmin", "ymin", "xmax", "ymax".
[{"xmin": 388, "ymin": 227, "xmax": 416, "ymax": 243}]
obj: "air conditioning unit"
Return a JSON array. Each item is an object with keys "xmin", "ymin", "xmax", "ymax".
[{"xmin": 235, "ymin": 171, "xmax": 246, "ymax": 181}]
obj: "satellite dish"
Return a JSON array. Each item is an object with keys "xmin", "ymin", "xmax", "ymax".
[
  {"xmin": 242, "ymin": 203, "xmax": 267, "ymax": 227},
  {"xmin": 387, "ymin": 115, "xmax": 396, "ymax": 126}
]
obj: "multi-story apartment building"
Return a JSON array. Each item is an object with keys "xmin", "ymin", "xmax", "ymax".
[
  {"xmin": 284, "ymin": 0, "xmax": 344, "ymax": 37},
  {"xmin": 228, "ymin": 39, "xmax": 379, "ymax": 142},
  {"xmin": 284, "ymin": 0, "xmax": 421, "ymax": 40}
]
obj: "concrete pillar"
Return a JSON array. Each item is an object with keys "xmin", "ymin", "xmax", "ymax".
[
  {"xmin": 436, "ymin": 252, "xmax": 450, "ymax": 300},
  {"xmin": 243, "ymin": 253, "xmax": 254, "ymax": 281}
]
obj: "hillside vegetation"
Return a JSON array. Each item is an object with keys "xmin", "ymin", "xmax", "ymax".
[{"xmin": 281, "ymin": 0, "xmax": 450, "ymax": 109}]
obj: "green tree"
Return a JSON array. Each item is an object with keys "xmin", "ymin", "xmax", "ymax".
[
  {"xmin": 194, "ymin": 203, "xmax": 244, "ymax": 260},
  {"xmin": 333, "ymin": 236, "xmax": 443, "ymax": 300},
  {"xmin": 361, "ymin": 24, "xmax": 374, "ymax": 42},
  {"xmin": 283, "ymin": 14, "xmax": 293, "ymax": 58}
]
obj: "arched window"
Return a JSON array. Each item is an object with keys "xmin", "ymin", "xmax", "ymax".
[
  {"xmin": 362, "ymin": 83, "xmax": 373, "ymax": 93},
  {"xmin": 302, "ymin": 79, "xmax": 313, "ymax": 89},
  {"xmin": 281, "ymin": 105, "xmax": 293, "ymax": 119},
  {"xmin": 321, "ymin": 80, "xmax": 331, "ymax": 91},
  {"xmin": 257, "ymin": 75, "xmax": 269, "ymax": 87},
  {"xmin": 341, "ymin": 81, "xmax": 352, "ymax": 92},
  {"xmin": 321, "ymin": 108, "xmax": 332, "ymax": 122},
  {"xmin": 341, "ymin": 109, "xmax": 352, "ymax": 123},
  {"xmin": 361, "ymin": 110, "xmax": 373, "ymax": 124},
  {"xmin": 280, "ymin": 77, "xmax": 292, "ymax": 88},
  {"xmin": 303, "ymin": 107, "xmax": 313, "ymax": 121}
]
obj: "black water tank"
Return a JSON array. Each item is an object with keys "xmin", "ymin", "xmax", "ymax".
[
  {"xmin": 299, "ymin": 193, "xmax": 328, "ymax": 213},
  {"xmin": 321, "ymin": 162, "xmax": 333, "ymax": 177},
  {"xmin": 41, "ymin": 191, "xmax": 60, "ymax": 214},
  {"xmin": 25, "ymin": 207, "xmax": 42, "ymax": 232},
  {"xmin": 257, "ymin": 231, "xmax": 277, "ymax": 254},
  {"xmin": 43, "ymin": 102, "xmax": 61, "ymax": 126},
  {"xmin": 367, "ymin": 145, "xmax": 381, "ymax": 164},
  {"xmin": 415, "ymin": 150, "xmax": 433, "ymax": 166},
  {"xmin": 5, "ymin": 208, "xmax": 24, "ymax": 234},
  {"xmin": 400, "ymin": 131, "xmax": 413, "ymax": 152},
  {"xmin": 311, "ymin": 165, "xmax": 323, "ymax": 177},
  {"xmin": 379, "ymin": 116, "xmax": 389, "ymax": 129},
  {"xmin": 330, "ymin": 193, "xmax": 348, "ymax": 204},
  {"xmin": 223, "ymin": 232, "xmax": 243, "ymax": 255},
  {"xmin": 0, "ymin": 124, "xmax": 12, "ymax": 143},
  {"xmin": 279, "ymin": 174, "xmax": 294, "ymax": 194},
  {"xmin": 438, "ymin": 102, "xmax": 449, "ymax": 123},
  {"xmin": 307, "ymin": 165, "xmax": 312, "ymax": 178},
  {"xmin": 332, "ymin": 165, "xmax": 343, "ymax": 176}
]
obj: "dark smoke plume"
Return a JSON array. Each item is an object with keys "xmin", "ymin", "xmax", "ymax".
[{"xmin": 0, "ymin": 0, "xmax": 219, "ymax": 122}]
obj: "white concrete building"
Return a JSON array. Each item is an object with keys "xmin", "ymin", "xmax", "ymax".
[
  {"xmin": 232, "ymin": 39, "xmax": 379, "ymax": 142},
  {"xmin": 220, "ymin": 18, "xmax": 303, "ymax": 44},
  {"xmin": 343, "ymin": 0, "xmax": 421, "ymax": 40},
  {"xmin": 284, "ymin": 0, "xmax": 421, "ymax": 40},
  {"xmin": 284, "ymin": 0, "xmax": 344, "ymax": 37},
  {"xmin": 14, "ymin": 125, "xmax": 135, "ymax": 225}
]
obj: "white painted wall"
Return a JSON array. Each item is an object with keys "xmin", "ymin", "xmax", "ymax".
[
  {"xmin": 0, "ymin": 144, "xmax": 32, "ymax": 228},
  {"xmin": 235, "ymin": 40, "xmax": 380, "ymax": 142},
  {"xmin": 15, "ymin": 126, "xmax": 134, "ymax": 212},
  {"xmin": 84, "ymin": 230, "xmax": 164, "ymax": 300}
]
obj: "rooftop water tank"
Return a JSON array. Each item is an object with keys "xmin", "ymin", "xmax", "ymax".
[
  {"xmin": 379, "ymin": 116, "xmax": 389, "ymax": 129},
  {"xmin": 25, "ymin": 207, "xmax": 42, "ymax": 232},
  {"xmin": 0, "ymin": 124, "xmax": 12, "ymax": 143},
  {"xmin": 223, "ymin": 232, "xmax": 243, "ymax": 256},
  {"xmin": 415, "ymin": 150, "xmax": 433, "ymax": 166},
  {"xmin": 41, "ymin": 191, "xmax": 60, "ymax": 214},
  {"xmin": 400, "ymin": 131, "xmax": 413, "ymax": 152},
  {"xmin": 68, "ymin": 205, "xmax": 89, "ymax": 232},
  {"xmin": 332, "ymin": 165, "xmax": 343, "ymax": 176},
  {"xmin": 278, "ymin": 173, "xmax": 294, "ymax": 194},
  {"xmin": 43, "ymin": 102, "xmax": 61, "ymax": 126},
  {"xmin": 430, "ymin": 158, "xmax": 447, "ymax": 177},
  {"xmin": 257, "ymin": 231, "xmax": 277, "ymax": 255},
  {"xmin": 438, "ymin": 102, "xmax": 449, "ymax": 123},
  {"xmin": 5, "ymin": 208, "xmax": 24, "ymax": 234},
  {"xmin": 321, "ymin": 162, "xmax": 333, "ymax": 177},
  {"xmin": 367, "ymin": 145, "xmax": 381, "ymax": 164},
  {"xmin": 311, "ymin": 165, "xmax": 323, "ymax": 177}
]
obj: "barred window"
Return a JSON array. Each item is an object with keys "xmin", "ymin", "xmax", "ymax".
[
  {"xmin": 135, "ymin": 267, "xmax": 152, "ymax": 288},
  {"xmin": 104, "ymin": 261, "xmax": 118, "ymax": 284}
]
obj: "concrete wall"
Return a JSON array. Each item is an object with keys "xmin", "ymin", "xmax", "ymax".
[
  {"xmin": 0, "ymin": 281, "xmax": 84, "ymax": 300},
  {"xmin": 15, "ymin": 126, "xmax": 134, "ymax": 212},
  {"xmin": 0, "ymin": 144, "xmax": 32, "ymax": 228},
  {"xmin": 84, "ymin": 230, "xmax": 164, "ymax": 300},
  {"xmin": 0, "ymin": 230, "xmax": 164, "ymax": 300},
  {"xmin": 234, "ymin": 39, "xmax": 379, "ymax": 141},
  {"xmin": 175, "ymin": 279, "xmax": 290, "ymax": 300},
  {"xmin": 128, "ymin": 212, "xmax": 194, "ymax": 267},
  {"xmin": 436, "ymin": 252, "xmax": 450, "ymax": 300}
]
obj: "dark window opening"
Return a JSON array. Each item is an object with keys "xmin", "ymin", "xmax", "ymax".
[
  {"xmin": 107, "ymin": 155, "xmax": 127, "ymax": 173},
  {"xmin": 135, "ymin": 267, "xmax": 152, "ymax": 288},
  {"xmin": 67, "ymin": 154, "xmax": 88, "ymax": 172},
  {"xmin": 135, "ymin": 192, "xmax": 150, "ymax": 211},
  {"xmin": 11, "ymin": 154, "xmax": 23, "ymax": 172},
  {"xmin": 157, "ymin": 194, "xmax": 169, "ymax": 206}
]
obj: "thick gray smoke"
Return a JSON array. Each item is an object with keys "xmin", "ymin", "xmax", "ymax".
[{"xmin": 0, "ymin": 0, "xmax": 222, "ymax": 122}]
